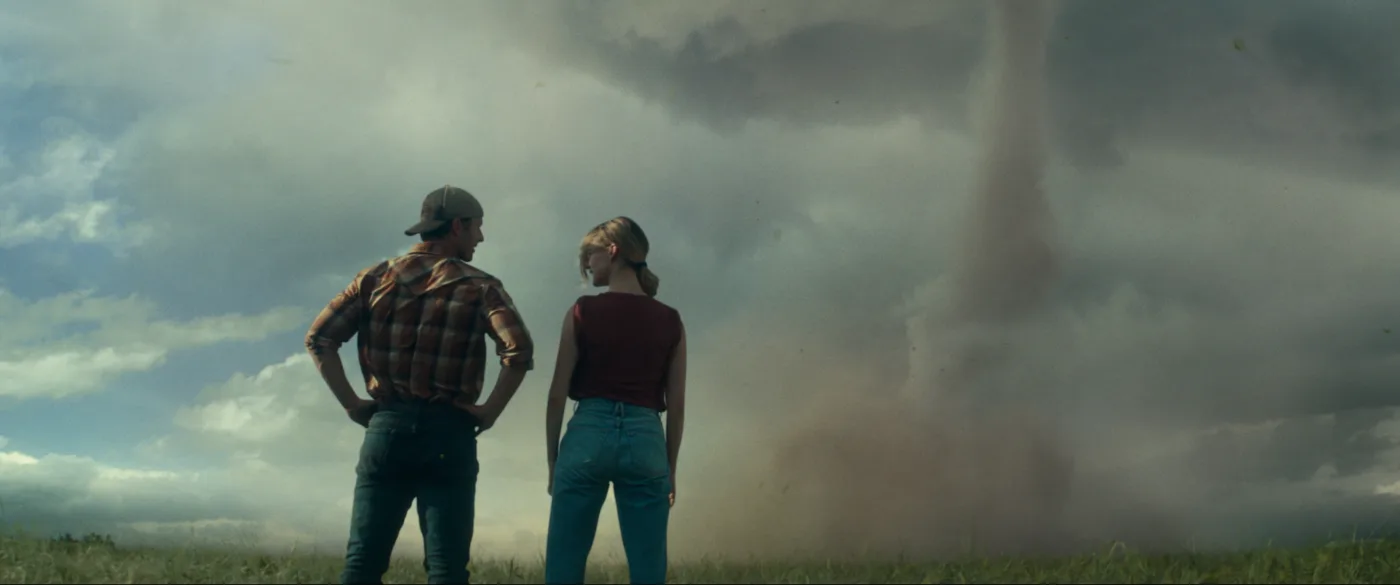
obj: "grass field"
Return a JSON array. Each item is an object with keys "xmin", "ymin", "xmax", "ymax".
[{"xmin": 3, "ymin": 533, "xmax": 1399, "ymax": 584}]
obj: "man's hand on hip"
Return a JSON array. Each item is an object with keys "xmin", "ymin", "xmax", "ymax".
[
  {"xmin": 463, "ymin": 402, "xmax": 502, "ymax": 436},
  {"xmin": 345, "ymin": 398, "xmax": 378, "ymax": 428}
]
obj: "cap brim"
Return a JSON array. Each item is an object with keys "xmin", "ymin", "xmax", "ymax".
[{"xmin": 404, "ymin": 219, "xmax": 446, "ymax": 236}]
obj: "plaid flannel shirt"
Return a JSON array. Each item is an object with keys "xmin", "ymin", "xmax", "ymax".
[{"xmin": 305, "ymin": 243, "xmax": 534, "ymax": 411}]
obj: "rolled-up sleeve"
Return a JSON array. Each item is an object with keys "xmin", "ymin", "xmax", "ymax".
[
  {"xmin": 305, "ymin": 275, "xmax": 364, "ymax": 355},
  {"xmin": 480, "ymin": 281, "xmax": 534, "ymax": 370}
]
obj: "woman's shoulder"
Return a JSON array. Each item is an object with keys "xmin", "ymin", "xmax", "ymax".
[
  {"xmin": 648, "ymin": 298, "xmax": 683, "ymax": 327},
  {"xmin": 638, "ymin": 295, "xmax": 680, "ymax": 316}
]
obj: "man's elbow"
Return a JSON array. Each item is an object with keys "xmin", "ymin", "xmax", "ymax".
[
  {"xmin": 304, "ymin": 335, "xmax": 341, "ymax": 359},
  {"xmin": 500, "ymin": 344, "xmax": 536, "ymax": 372}
]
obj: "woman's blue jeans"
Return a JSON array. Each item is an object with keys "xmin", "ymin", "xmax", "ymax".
[{"xmin": 545, "ymin": 398, "xmax": 672, "ymax": 584}]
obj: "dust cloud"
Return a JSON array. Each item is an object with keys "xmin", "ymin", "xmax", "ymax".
[{"xmin": 670, "ymin": 0, "xmax": 1186, "ymax": 561}]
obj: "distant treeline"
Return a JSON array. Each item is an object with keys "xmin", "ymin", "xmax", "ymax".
[{"xmin": 49, "ymin": 532, "xmax": 117, "ymax": 549}]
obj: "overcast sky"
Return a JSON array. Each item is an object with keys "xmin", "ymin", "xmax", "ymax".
[{"xmin": 2, "ymin": 0, "xmax": 1399, "ymax": 561}]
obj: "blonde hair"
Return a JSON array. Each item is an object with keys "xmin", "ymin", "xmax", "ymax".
[{"xmin": 579, "ymin": 216, "xmax": 660, "ymax": 297}]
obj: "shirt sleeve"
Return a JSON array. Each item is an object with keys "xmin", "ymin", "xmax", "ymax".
[
  {"xmin": 305, "ymin": 272, "xmax": 367, "ymax": 356},
  {"xmin": 480, "ymin": 280, "xmax": 535, "ymax": 371}
]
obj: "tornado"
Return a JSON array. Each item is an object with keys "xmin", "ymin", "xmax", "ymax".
[
  {"xmin": 949, "ymin": 0, "xmax": 1058, "ymax": 327},
  {"xmin": 920, "ymin": 0, "xmax": 1060, "ymax": 402},
  {"xmin": 680, "ymin": 0, "xmax": 1087, "ymax": 561}
]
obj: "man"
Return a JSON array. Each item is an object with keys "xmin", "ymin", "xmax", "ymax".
[{"xmin": 305, "ymin": 185, "xmax": 534, "ymax": 584}]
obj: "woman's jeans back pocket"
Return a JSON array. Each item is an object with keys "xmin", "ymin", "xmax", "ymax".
[{"xmin": 621, "ymin": 420, "xmax": 669, "ymax": 484}]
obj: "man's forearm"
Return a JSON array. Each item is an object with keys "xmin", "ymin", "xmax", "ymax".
[
  {"xmin": 309, "ymin": 349, "xmax": 360, "ymax": 409},
  {"xmin": 481, "ymin": 365, "xmax": 528, "ymax": 412}
]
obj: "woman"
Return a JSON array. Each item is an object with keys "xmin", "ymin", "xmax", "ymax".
[{"xmin": 544, "ymin": 216, "xmax": 687, "ymax": 584}]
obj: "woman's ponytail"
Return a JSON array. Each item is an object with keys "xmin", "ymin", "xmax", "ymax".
[{"xmin": 637, "ymin": 265, "xmax": 661, "ymax": 298}]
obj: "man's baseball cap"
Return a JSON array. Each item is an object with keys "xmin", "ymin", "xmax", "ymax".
[{"xmin": 404, "ymin": 185, "xmax": 485, "ymax": 236}]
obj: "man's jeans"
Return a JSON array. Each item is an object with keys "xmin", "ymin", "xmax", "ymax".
[
  {"xmin": 341, "ymin": 399, "xmax": 479, "ymax": 585},
  {"xmin": 545, "ymin": 398, "xmax": 672, "ymax": 584}
]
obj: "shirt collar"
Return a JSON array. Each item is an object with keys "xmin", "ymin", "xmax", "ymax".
[{"xmin": 408, "ymin": 241, "xmax": 453, "ymax": 257}]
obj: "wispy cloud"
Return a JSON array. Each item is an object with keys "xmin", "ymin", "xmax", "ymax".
[
  {"xmin": 0, "ymin": 288, "xmax": 305, "ymax": 400},
  {"xmin": 0, "ymin": 133, "xmax": 150, "ymax": 252}
]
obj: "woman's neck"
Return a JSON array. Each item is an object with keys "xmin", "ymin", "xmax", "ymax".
[{"xmin": 607, "ymin": 269, "xmax": 646, "ymax": 295}]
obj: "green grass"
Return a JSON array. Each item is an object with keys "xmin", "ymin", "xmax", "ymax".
[{"xmin": 3, "ymin": 534, "xmax": 1400, "ymax": 583}]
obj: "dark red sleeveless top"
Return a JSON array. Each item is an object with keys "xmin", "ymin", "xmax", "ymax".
[{"xmin": 568, "ymin": 292, "xmax": 683, "ymax": 412}]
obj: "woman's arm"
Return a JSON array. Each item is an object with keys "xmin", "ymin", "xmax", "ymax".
[
  {"xmin": 545, "ymin": 307, "xmax": 579, "ymax": 492},
  {"xmin": 665, "ymin": 321, "xmax": 687, "ymax": 498}
]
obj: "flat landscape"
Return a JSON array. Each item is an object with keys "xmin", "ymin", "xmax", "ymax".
[{"xmin": 3, "ymin": 533, "xmax": 1398, "ymax": 584}]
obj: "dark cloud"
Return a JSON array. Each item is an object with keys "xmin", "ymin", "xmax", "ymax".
[
  {"xmin": 1267, "ymin": 3, "xmax": 1400, "ymax": 117},
  {"xmin": 1181, "ymin": 408, "xmax": 1398, "ymax": 486},
  {"xmin": 0, "ymin": 458, "xmax": 259, "ymax": 536},
  {"xmin": 1014, "ymin": 271, "xmax": 1400, "ymax": 428},
  {"xmin": 492, "ymin": 0, "xmax": 1400, "ymax": 171}
]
